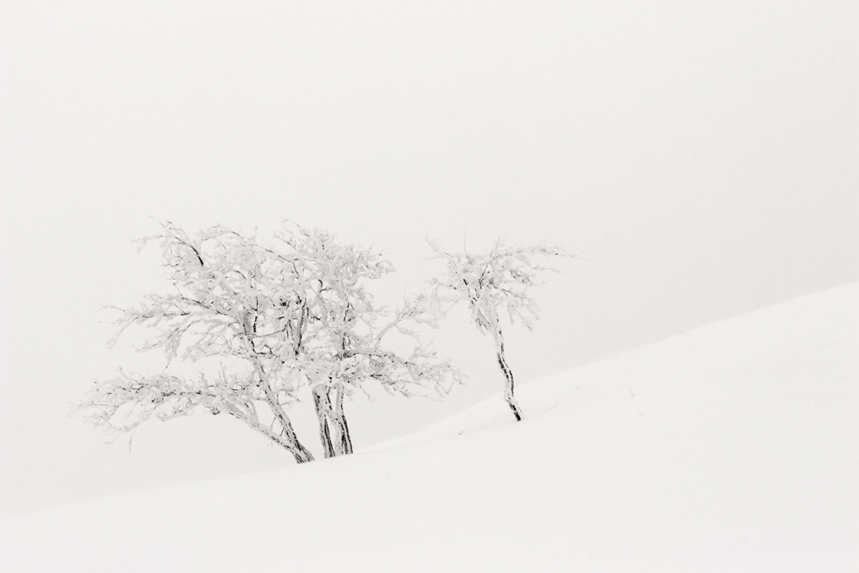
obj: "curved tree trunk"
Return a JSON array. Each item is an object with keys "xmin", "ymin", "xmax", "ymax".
[
  {"xmin": 494, "ymin": 328, "xmax": 523, "ymax": 421},
  {"xmin": 245, "ymin": 332, "xmax": 315, "ymax": 463},
  {"xmin": 253, "ymin": 365, "xmax": 315, "ymax": 463},
  {"xmin": 277, "ymin": 420, "xmax": 316, "ymax": 463},
  {"xmin": 271, "ymin": 405, "xmax": 315, "ymax": 463},
  {"xmin": 220, "ymin": 400, "xmax": 314, "ymax": 463},
  {"xmin": 235, "ymin": 409, "xmax": 315, "ymax": 463}
]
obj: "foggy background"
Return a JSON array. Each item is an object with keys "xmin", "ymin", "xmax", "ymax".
[{"xmin": 1, "ymin": 0, "xmax": 856, "ymax": 517}]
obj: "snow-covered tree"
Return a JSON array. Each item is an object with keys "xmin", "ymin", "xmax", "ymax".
[
  {"xmin": 273, "ymin": 225, "xmax": 457, "ymax": 457},
  {"xmin": 429, "ymin": 240, "xmax": 566, "ymax": 421},
  {"xmin": 76, "ymin": 221, "xmax": 457, "ymax": 463}
]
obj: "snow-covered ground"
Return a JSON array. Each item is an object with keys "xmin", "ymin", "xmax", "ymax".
[{"xmin": 2, "ymin": 283, "xmax": 856, "ymax": 572}]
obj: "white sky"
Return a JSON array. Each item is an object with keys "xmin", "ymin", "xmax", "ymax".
[{"xmin": 1, "ymin": 0, "xmax": 857, "ymax": 516}]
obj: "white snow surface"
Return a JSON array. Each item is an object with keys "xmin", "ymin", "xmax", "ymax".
[{"xmin": 2, "ymin": 283, "xmax": 856, "ymax": 572}]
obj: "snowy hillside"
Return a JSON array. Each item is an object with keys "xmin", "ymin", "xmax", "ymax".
[{"xmin": 2, "ymin": 283, "xmax": 856, "ymax": 572}]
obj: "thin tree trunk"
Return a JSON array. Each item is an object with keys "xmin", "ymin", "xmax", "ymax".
[
  {"xmin": 257, "ymin": 369, "xmax": 315, "ymax": 462},
  {"xmin": 272, "ymin": 403, "xmax": 315, "ymax": 462},
  {"xmin": 248, "ymin": 413, "xmax": 315, "ymax": 463},
  {"xmin": 243, "ymin": 328, "xmax": 314, "ymax": 463},
  {"xmin": 333, "ymin": 386, "xmax": 353, "ymax": 455},
  {"xmin": 495, "ymin": 330, "xmax": 522, "ymax": 421},
  {"xmin": 312, "ymin": 386, "xmax": 337, "ymax": 458},
  {"xmin": 332, "ymin": 327, "xmax": 354, "ymax": 456},
  {"xmin": 223, "ymin": 403, "xmax": 314, "ymax": 463}
]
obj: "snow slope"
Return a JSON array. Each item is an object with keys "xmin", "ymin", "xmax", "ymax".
[{"xmin": 2, "ymin": 283, "xmax": 856, "ymax": 572}]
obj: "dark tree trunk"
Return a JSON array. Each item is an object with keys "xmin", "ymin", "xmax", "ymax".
[
  {"xmin": 248, "ymin": 348, "xmax": 315, "ymax": 463},
  {"xmin": 312, "ymin": 387, "xmax": 337, "ymax": 458},
  {"xmin": 313, "ymin": 383, "xmax": 354, "ymax": 457},
  {"xmin": 333, "ymin": 387, "xmax": 353, "ymax": 455},
  {"xmin": 270, "ymin": 411, "xmax": 315, "ymax": 463},
  {"xmin": 338, "ymin": 414, "xmax": 353, "ymax": 455},
  {"xmin": 275, "ymin": 411, "xmax": 316, "ymax": 463},
  {"xmin": 233, "ymin": 409, "xmax": 314, "ymax": 464},
  {"xmin": 495, "ymin": 331, "xmax": 522, "ymax": 421},
  {"xmin": 288, "ymin": 435, "xmax": 316, "ymax": 463},
  {"xmin": 283, "ymin": 434, "xmax": 316, "ymax": 463},
  {"xmin": 259, "ymin": 376, "xmax": 315, "ymax": 463}
]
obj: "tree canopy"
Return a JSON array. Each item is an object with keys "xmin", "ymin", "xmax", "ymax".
[{"xmin": 77, "ymin": 221, "xmax": 458, "ymax": 462}]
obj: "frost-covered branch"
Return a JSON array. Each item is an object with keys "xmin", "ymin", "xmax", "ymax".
[
  {"xmin": 75, "ymin": 369, "xmax": 258, "ymax": 435},
  {"xmin": 77, "ymin": 221, "xmax": 460, "ymax": 463}
]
